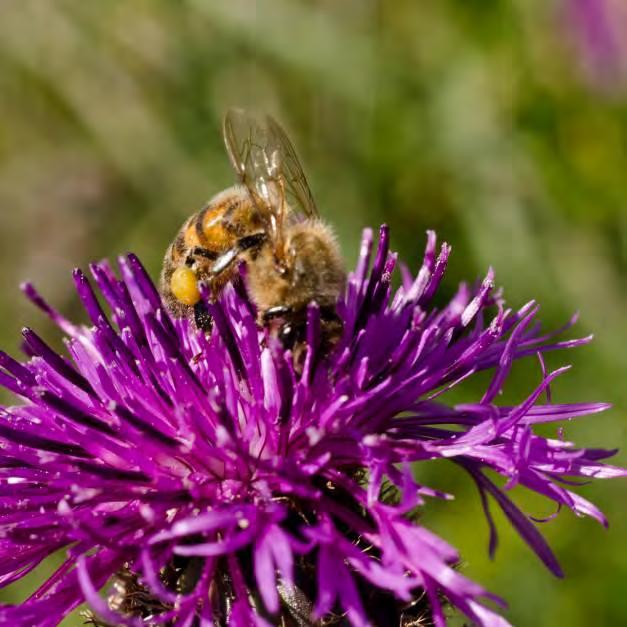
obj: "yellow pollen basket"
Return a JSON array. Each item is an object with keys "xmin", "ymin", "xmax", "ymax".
[{"xmin": 170, "ymin": 266, "xmax": 201, "ymax": 306}]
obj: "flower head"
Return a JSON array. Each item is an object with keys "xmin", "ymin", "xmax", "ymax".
[{"xmin": 0, "ymin": 226, "xmax": 624, "ymax": 626}]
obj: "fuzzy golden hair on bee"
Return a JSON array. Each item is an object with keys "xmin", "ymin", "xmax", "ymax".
[{"xmin": 245, "ymin": 219, "xmax": 344, "ymax": 313}]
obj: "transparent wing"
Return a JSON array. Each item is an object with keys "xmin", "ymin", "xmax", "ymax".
[
  {"xmin": 223, "ymin": 109, "xmax": 319, "ymax": 253},
  {"xmin": 265, "ymin": 114, "xmax": 319, "ymax": 220}
]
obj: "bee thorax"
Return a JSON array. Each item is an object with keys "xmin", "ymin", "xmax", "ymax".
[{"xmin": 246, "ymin": 220, "xmax": 345, "ymax": 314}]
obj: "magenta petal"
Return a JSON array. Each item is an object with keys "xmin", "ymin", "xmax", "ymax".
[{"xmin": 254, "ymin": 529, "xmax": 280, "ymax": 613}]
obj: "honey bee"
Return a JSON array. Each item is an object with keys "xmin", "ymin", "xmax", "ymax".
[{"xmin": 160, "ymin": 109, "xmax": 346, "ymax": 355}]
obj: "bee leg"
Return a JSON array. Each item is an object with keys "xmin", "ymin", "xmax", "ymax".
[
  {"xmin": 210, "ymin": 233, "xmax": 267, "ymax": 277},
  {"xmin": 193, "ymin": 301, "xmax": 213, "ymax": 332},
  {"xmin": 262, "ymin": 305, "xmax": 292, "ymax": 324},
  {"xmin": 211, "ymin": 248, "xmax": 239, "ymax": 276},
  {"xmin": 237, "ymin": 232, "xmax": 266, "ymax": 252},
  {"xmin": 190, "ymin": 247, "xmax": 218, "ymax": 263}
]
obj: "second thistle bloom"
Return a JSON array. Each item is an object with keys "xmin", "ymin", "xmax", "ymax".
[
  {"xmin": 564, "ymin": 0, "xmax": 627, "ymax": 87},
  {"xmin": 0, "ymin": 227, "xmax": 624, "ymax": 626}
]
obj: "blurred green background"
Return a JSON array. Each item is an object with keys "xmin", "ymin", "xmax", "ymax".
[{"xmin": 0, "ymin": 1, "xmax": 625, "ymax": 625}]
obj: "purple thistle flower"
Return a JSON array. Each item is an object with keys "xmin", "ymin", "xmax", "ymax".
[{"xmin": 0, "ymin": 226, "xmax": 624, "ymax": 626}]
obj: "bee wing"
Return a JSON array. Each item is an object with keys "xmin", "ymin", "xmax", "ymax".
[
  {"xmin": 223, "ymin": 109, "xmax": 319, "ymax": 256},
  {"xmin": 264, "ymin": 114, "xmax": 319, "ymax": 220}
]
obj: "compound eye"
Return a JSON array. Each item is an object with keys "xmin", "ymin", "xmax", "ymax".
[{"xmin": 170, "ymin": 266, "xmax": 201, "ymax": 306}]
